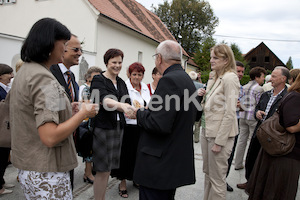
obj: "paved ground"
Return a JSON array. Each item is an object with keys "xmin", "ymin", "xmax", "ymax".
[{"xmin": 1, "ymin": 141, "xmax": 299, "ymax": 200}]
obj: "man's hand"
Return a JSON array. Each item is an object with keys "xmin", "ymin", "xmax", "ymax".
[
  {"xmin": 256, "ymin": 110, "xmax": 266, "ymax": 120},
  {"xmin": 122, "ymin": 103, "xmax": 137, "ymax": 119}
]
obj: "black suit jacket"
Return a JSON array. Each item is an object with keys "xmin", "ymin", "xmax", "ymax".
[
  {"xmin": 50, "ymin": 64, "xmax": 79, "ymax": 102},
  {"xmin": 133, "ymin": 64, "xmax": 198, "ymax": 190},
  {"xmin": 253, "ymin": 86, "xmax": 288, "ymax": 136},
  {"xmin": 0, "ymin": 86, "xmax": 7, "ymax": 101}
]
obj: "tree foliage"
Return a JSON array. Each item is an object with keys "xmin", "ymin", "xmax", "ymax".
[
  {"xmin": 193, "ymin": 37, "xmax": 216, "ymax": 72},
  {"xmin": 153, "ymin": 0, "xmax": 218, "ymax": 54},
  {"xmin": 286, "ymin": 56, "xmax": 293, "ymax": 70}
]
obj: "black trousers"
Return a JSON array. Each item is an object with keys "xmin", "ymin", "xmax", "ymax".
[
  {"xmin": 227, "ymin": 134, "xmax": 239, "ymax": 177},
  {"xmin": 139, "ymin": 185, "xmax": 176, "ymax": 200},
  {"xmin": 70, "ymin": 169, "xmax": 74, "ymax": 190},
  {"xmin": 227, "ymin": 119, "xmax": 239, "ymax": 177},
  {"xmin": 245, "ymin": 135, "xmax": 261, "ymax": 180},
  {"xmin": 0, "ymin": 147, "xmax": 10, "ymax": 190}
]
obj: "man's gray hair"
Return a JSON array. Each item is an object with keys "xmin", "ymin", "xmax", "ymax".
[
  {"xmin": 275, "ymin": 66, "xmax": 290, "ymax": 82},
  {"xmin": 188, "ymin": 71, "xmax": 197, "ymax": 80},
  {"xmin": 156, "ymin": 40, "xmax": 182, "ymax": 62}
]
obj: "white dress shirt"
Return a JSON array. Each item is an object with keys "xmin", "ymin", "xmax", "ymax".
[{"xmin": 58, "ymin": 63, "xmax": 75, "ymax": 98}]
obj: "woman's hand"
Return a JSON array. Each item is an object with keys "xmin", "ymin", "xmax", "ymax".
[
  {"xmin": 198, "ymin": 88, "xmax": 206, "ymax": 96},
  {"xmin": 122, "ymin": 103, "xmax": 137, "ymax": 119},
  {"xmin": 79, "ymin": 102, "xmax": 99, "ymax": 118},
  {"xmin": 71, "ymin": 102, "xmax": 80, "ymax": 116},
  {"xmin": 211, "ymin": 144, "xmax": 222, "ymax": 153}
]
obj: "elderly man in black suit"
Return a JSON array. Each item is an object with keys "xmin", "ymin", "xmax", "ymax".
[
  {"xmin": 133, "ymin": 40, "xmax": 199, "ymax": 200},
  {"xmin": 50, "ymin": 34, "xmax": 81, "ymax": 189}
]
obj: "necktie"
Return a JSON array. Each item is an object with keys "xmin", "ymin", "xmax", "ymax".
[{"xmin": 65, "ymin": 71, "xmax": 74, "ymax": 102}]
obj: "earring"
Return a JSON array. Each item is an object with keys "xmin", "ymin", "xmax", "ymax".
[{"xmin": 49, "ymin": 52, "xmax": 51, "ymax": 56}]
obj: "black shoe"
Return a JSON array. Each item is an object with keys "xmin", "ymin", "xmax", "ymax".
[
  {"xmin": 83, "ymin": 176, "xmax": 94, "ymax": 184},
  {"xmin": 227, "ymin": 183, "xmax": 233, "ymax": 192}
]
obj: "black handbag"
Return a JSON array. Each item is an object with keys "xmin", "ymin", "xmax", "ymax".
[{"xmin": 76, "ymin": 118, "xmax": 94, "ymax": 158}]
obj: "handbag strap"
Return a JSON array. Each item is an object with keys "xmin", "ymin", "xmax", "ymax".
[{"xmin": 277, "ymin": 91, "xmax": 291, "ymax": 114}]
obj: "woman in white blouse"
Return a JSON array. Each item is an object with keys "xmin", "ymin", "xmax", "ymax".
[{"xmin": 111, "ymin": 62, "xmax": 151, "ymax": 198}]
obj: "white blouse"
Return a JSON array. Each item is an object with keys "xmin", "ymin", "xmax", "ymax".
[{"xmin": 125, "ymin": 79, "xmax": 151, "ymax": 125}]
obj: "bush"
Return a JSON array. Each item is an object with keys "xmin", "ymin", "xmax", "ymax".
[
  {"xmin": 240, "ymin": 75, "xmax": 250, "ymax": 86},
  {"xmin": 201, "ymin": 74, "xmax": 210, "ymax": 84}
]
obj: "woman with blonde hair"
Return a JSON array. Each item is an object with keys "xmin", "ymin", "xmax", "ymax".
[{"xmin": 199, "ymin": 44, "xmax": 240, "ymax": 200}]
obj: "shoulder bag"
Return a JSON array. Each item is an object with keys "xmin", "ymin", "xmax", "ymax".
[{"xmin": 256, "ymin": 94, "xmax": 296, "ymax": 156}]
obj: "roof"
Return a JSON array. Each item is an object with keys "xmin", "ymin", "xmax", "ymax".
[
  {"xmin": 244, "ymin": 42, "xmax": 285, "ymax": 65},
  {"xmin": 87, "ymin": 0, "xmax": 175, "ymax": 43}
]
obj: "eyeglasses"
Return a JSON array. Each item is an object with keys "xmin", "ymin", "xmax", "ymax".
[
  {"xmin": 68, "ymin": 47, "xmax": 83, "ymax": 53},
  {"xmin": 152, "ymin": 53, "xmax": 160, "ymax": 60}
]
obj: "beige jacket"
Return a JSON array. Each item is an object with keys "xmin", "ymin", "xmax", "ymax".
[
  {"xmin": 202, "ymin": 71, "xmax": 239, "ymax": 146},
  {"xmin": 9, "ymin": 62, "xmax": 78, "ymax": 172}
]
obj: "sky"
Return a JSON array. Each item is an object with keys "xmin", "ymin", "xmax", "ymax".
[{"xmin": 136, "ymin": 0, "xmax": 300, "ymax": 68}]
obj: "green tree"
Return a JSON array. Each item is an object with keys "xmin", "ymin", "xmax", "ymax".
[
  {"xmin": 230, "ymin": 43, "xmax": 250, "ymax": 74},
  {"xmin": 153, "ymin": 0, "xmax": 218, "ymax": 54},
  {"xmin": 193, "ymin": 36, "xmax": 216, "ymax": 72},
  {"xmin": 286, "ymin": 56, "xmax": 293, "ymax": 70}
]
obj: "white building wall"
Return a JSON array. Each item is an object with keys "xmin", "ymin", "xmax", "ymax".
[
  {"xmin": 96, "ymin": 17, "xmax": 159, "ymax": 84},
  {"xmin": 0, "ymin": 0, "xmax": 99, "ymax": 80},
  {"xmin": 0, "ymin": 0, "xmax": 188, "ymax": 85}
]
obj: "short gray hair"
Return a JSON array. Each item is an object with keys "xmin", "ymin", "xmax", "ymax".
[
  {"xmin": 188, "ymin": 71, "xmax": 197, "ymax": 80},
  {"xmin": 275, "ymin": 66, "xmax": 290, "ymax": 82},
  {"xmin": 156, "ymin": 40, "xmax": 182, "ymax": 62}
]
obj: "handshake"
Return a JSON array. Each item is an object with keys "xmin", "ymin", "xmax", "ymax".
[{"xmin": 123, "ymin": 100, "xmax": 144, "ymax": 119}]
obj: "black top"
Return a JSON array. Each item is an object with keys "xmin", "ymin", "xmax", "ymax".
[
  {"xmin": 90, "ymin": 72, "xmax": 130, "ymax": 129},
  {"xmin": 279, "ymin": 91, "xmax": 300, "ymax": 161},
  {"xmin": 0, "ymin": 86, "xmax": 7, "ymax": 101}
]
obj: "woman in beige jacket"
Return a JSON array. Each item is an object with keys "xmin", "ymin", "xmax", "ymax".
[{"xmin": 199, "ymin": 44, "xmax": 239, "ymax": 200}]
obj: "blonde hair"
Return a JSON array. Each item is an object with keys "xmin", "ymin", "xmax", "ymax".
[
  {"xmin": 211, "ymin": 44, "xmax": 236, "ymax": 78},
  {"xmin": 288, "ymin": 73, "xmax": 300, "ymax": 93}
]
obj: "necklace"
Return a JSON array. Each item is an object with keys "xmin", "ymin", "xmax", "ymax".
[{"xmin": 130, "ymin": 80, "xmax": 141, "ymax": 93}]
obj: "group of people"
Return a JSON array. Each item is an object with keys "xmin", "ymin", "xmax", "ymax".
[{"xmin": 0, "ymin": 17, "xmax": 299, "ymax": 200}]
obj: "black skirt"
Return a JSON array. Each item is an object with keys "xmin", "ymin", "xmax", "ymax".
[
  {"xmin": 111, "ymin": 124, "xmax": 140, "ymax": 180},
  {"xmin": 246, "ymin": 149, "xmax": 300, "ymax": 200},
  {"xmin": 92, "ymin": 122, "xmax": 123, "ymax": 172}
]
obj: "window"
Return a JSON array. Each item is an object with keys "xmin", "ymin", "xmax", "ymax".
[
  {"xmin": 251, "ymin": 56, "xmax": 256, "ymax": 62},
  {"xmin": 0, "ymin": 0, "xmax": 16, "ymax": 4},
  {"xmin": 138, "ymin": 51, "xmax": 143, "ymax": 63},
  {"xmin": 4, "ymin": 0, "xmax": 16, "ymax": 3},
  {"xmin": 265, "ymin": 56, "xmax": 270, "ymax": 63}
]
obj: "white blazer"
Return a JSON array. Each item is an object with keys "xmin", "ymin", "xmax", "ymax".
[{"xmin": 125, "ymin": 79, "xmax": 151, "ymax": 125}]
